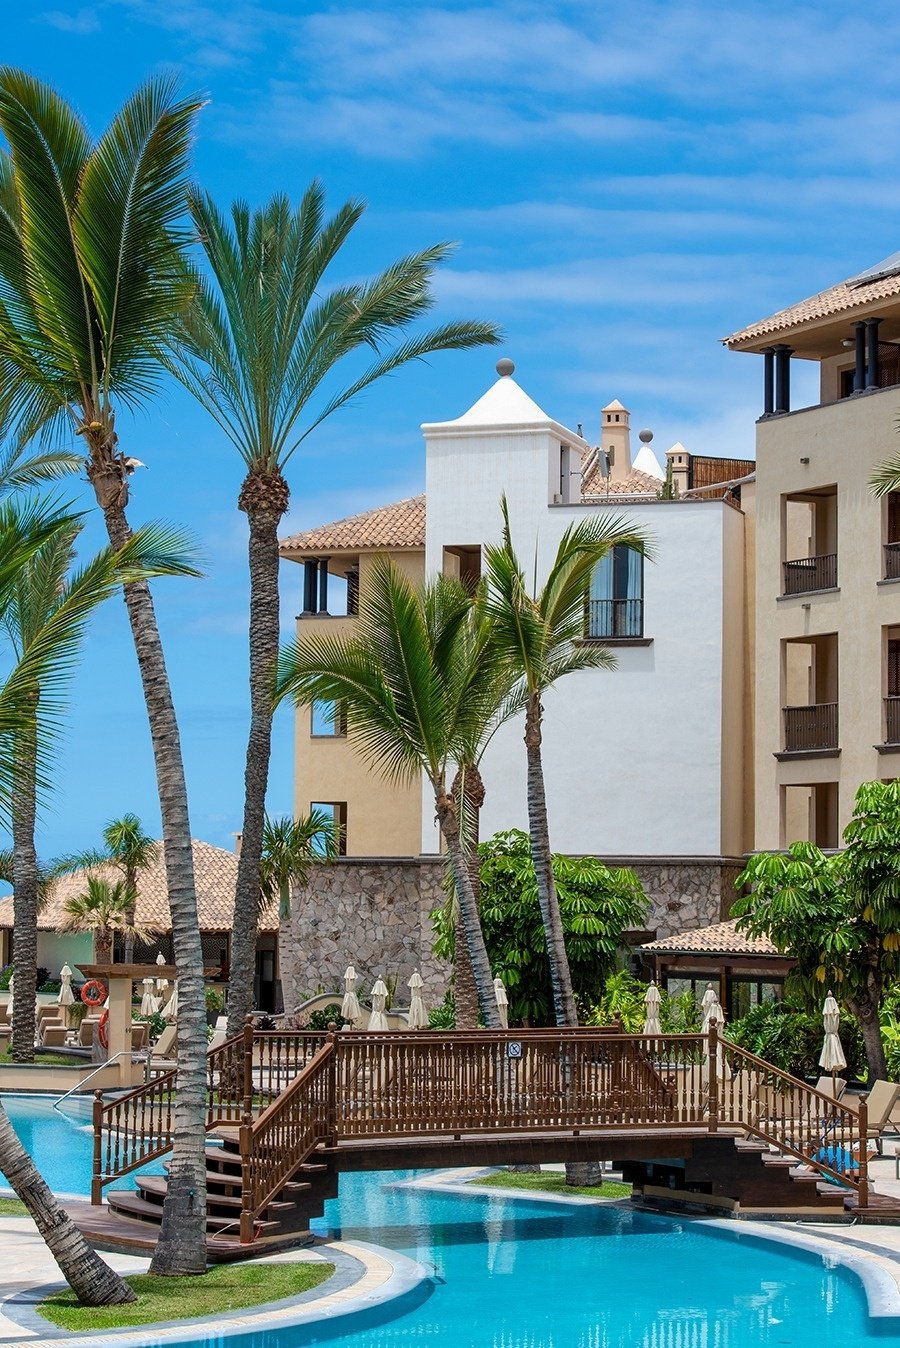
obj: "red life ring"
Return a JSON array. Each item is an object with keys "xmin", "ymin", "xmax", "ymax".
[
  {"xmin": 98, "ymin": 1010, "xmax": 109, "ymax": 1050},
  {"xmin": 81, "ymin": 978, "xmax": 106, "ymax": 1007}
]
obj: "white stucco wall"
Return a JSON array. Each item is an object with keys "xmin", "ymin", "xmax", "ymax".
[{"xmin": 422, "ymin": 407, "xmax": 741, "ymax": 858}]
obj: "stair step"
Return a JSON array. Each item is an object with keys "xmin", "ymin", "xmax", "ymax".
[
  {"xmin": 137, "ymin": 1176, "xmax": 244, "ymax": 1211},
  {"xmin": 281, "ymin": 1181, "xmax": 313, "ymax": 1194}
]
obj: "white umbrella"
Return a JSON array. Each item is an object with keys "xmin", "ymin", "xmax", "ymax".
[
  {"xmin": 139, "ymin": 977, "xmax": 159, "ymax": 1017},
  {"xmin": 494, "ymin": 976, "xmax": 509, "ymax": 1030},
  {"xmin": 162, "ymin": 981, "xmax": 179, "ymax": 1021},
  {"xmin": 700, "ymin": 983, "xmax": 719, "ymax": 1019},
  {"xmin": 819, "ymin": 990, "xmax": 847, "ymax": 1084},
  {"xmin": 643, "ymin": 981, "xmax": 662, "ymax": 1036},
  {"xmin": 7, "ymin": 972, "xmax": 13, "ymax": 1019},
  {"xmin": 155, "ymin": 951, "xmax": 168, "ymax": 996},
  {"xmin": 58, "ymin": 965, "xmax": 75, "ymax": 1028},
  {"xmin": 341, "ymin": 966, "xmax": 362, "ymax": 1026},
  {"xmin": 701, "ymin": 985, "xmax": 731, "ymax": 1081},
  {"xmin": 367, "ymin": 978, "xmax": 390, "ymax": 1031},
  {"xmin": 407, "ymin": 970, "xmax": 428, "ymax": 1030}
]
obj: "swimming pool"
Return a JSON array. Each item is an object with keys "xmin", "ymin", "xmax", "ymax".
[
  {"xmin": 2, "ymin": 1093, "xmax": 163, "ymax": 1194},
  {"xmin": 2, "ymin": 1095, "xmax": 894, "ymax": 1345}
]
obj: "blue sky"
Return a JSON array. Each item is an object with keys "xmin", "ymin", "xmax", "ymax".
[{"xmin": 4, "ymin": 0, "xmax": 900, "ymax": 859}]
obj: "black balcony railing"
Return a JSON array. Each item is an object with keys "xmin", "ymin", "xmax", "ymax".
[
  {"xmin": 885, "ymin": 697, "xmax": 900, "ymax": 745},
  {"xmin": 783, "ymin": 703, "xmax": 838, "ymax": 753},
  {"xmin": 884, "ymin": 543, "xmax": 900, "ymax": 581},
  {"xmin": 782, "ymin": 554, "xmax": 837, "ymax": 595},
  {"xmin": 586, "ymin": 597, "xmax": 644, "ymax": 640}
]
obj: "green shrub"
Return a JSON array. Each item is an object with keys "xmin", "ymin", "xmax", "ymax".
[
  {"xmin": 305, "ymin": 1004, "xmax": 346, "ymax": 1031},
  {"xmin": 724, "ymin": 999, "xmax": 865, "ymax": 1080},
  {"xmin": 205, "ymin": 987, "xmax": 224, "ymax": 1013},
  {"xmin": 428, "ymin": 992, "xmax": 455, "ymax": 1029},
  {"xmin": 0, "ymin": 964, "xmax": 12, "ymax": 991},
  {"xmin": 39, "ymin": 979, "xmax": 61, "ymax": 995}
]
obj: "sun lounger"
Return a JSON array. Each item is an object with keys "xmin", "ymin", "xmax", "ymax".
[
  {"xmin": 40, "ymin": 1023, "xmax": 69, "ymax": 1048},
  {"xmin": 79, "ymin": 1016, "xmax": 100, "ymax": 1047},
  {"xmin": 840, "ymin": 1080, "xmax": 900, "ymax": 1151},
  {"xmin": 151, "ymin": 1023, "xmax": 178, "ymax": 1065},
  {"xmin": 129, "ymin": 1022, "xmax": 148, "ymax": 1051},
  {"xmin": 815, "ymin": 1075, "xmax": 846, "ymax": 1100}
]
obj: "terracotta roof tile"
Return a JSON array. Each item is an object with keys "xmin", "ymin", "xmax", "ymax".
[
  {"xmin": 0, "ymin": 839, "xmax": 278, "ymax": 935},
  {"xmin": 723, "ymin": 267, "xmax": 900, "ymax": 347},
  {"xmin": 581, "ymin": 463, "xmax": 662, "ymax": 497},
  {"xmin": 641, "ymin": 919, "xmax": 779, "ymax": 957},
  {"xmin": 280, "ymin": 496, "xmax": 425, "ymax": 554}
]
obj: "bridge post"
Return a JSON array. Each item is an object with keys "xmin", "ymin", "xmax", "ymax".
[
  {"xmin": 239, "ymin": 1111, "xmax": 255, "ymax": 1244},
  {"xmin": 707, "ymin": 1024, "xmax": 719, "ymax": 1133},
  {"xmin": 242, "ymin": 1014, "xmax": 255, "ymax": 1119},
  {"xmin": 857, "ymin": 1095, "xmax": 869, "ymax": 1209},
  {"xmin": 326, "ymin": 1030, "xmax": 337, "ymax": 1145},
  {"xmin": 91, "ymin": 1090, "xmax": 103, "ymax": 1206}
]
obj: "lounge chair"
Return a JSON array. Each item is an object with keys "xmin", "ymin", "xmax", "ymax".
[
  {"xmin": 40, "ymin": 1023, "xmax": 69, "ymax": 1048},
  {"xmin": 0, "ymin": 1028, "xmax": 8, "ymax": 1054},
  {"xmin": 841, "ymin": 1080, "xmax": 900, "ymax": 1152},
  {"xmin": 151, "ymin": 1023, "xmax": 178, "ymax": 1066},
  {"xmin": 79, "ymin": 1016, "xmax": 100, "ymax": 1047},
  {"xmin": 815, "ymin": 1075, "xmax": 846, "ymax": 1100},
  {"xmin": 129, "ymin": 1022, "xmax": 148, "ymax": 1051}
]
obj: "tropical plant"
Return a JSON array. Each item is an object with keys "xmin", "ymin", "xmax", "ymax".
[
  {"xmin": 0, "ymin": 68, "xmax": 208, "ymax": 1275},
  {"xmin": 57, "ymin": 813, "xmax": 157, "ymax": 965},
  {"xmin": 60, "ymin": 876, "xmax": 151, "ymax": 964},
  {"xmin": 260, "ymin": 810, "xmax": 338, "ymax": 1013},
  {"xmin": 170, "ymin": 187, "xmax": 500, "ymax": 1036},
  {"xmin": 870, "ymin": 457, "xmax": 900, "ymax": 497},
  {"xmin": 434, "ymin": 830, "xmax": 648, "ymax": 1025},
  {"xmin": 584, "ymin": 973, "xmax": 702, "ymax": 1035},
  {"xmin": 482, "ymin": 498, "xmax": 650, "ymax": 1026},
  {"xmin": 277, "ymin": 560, "xmax": 504, "ymax": 1025},
  {"xmin": 735, "ymin": 780, "xmax": 900, "ymax": 1080},
  {"xmin": 723, "ymin": 996, "xmax": 865, "ymax": 1080}
]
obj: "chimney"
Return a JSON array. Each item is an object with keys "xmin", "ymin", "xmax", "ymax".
[
  {"xmin": 602, "ymin": 400, "xmax": 631, "ymax": 481},
  {"xmin": 666, "ymin": 443, "xmax": 690, "ymax": 496},
  {"xmin": 232, "ymin": 831, "xmax": 242, "ymax": 856}
]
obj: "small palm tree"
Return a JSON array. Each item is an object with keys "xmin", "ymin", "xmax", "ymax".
[
  {"xmin": 260, "ymin": 811, "xmax": 338, "ymax": 1013},
  {"xmin": 483, "ymin": 498, "xmax": 650, "ymax": 1027},
  {"xmin": 60, "ymin": 876, "xmax": 151, "ymax": 964},
  {"xmin": 59, "ymin": 815, "xmax": 157, "ymax": 965},
  {"xmin": 171, "ymin": 187, "xmax": 501, "ymax": 1035},
  {"xmin": 277, "ymin": 560, "xmax": 505, "ymax": 1025},
  {"xmin": 0, "ymin": 69, "xmax": 209, "ymax": 1274}
]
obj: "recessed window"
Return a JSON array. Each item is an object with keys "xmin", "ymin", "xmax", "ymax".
[
  {"xmin": 311, "ymin": 700, "xmax": 347, "ymax": 737},
  {"xmin": 587, "ymin": 546, "xmax": 643, "ymax": 638},
  {"xmin": 310, "ymin": 802, "xmax": 347, "ymax": 856}
]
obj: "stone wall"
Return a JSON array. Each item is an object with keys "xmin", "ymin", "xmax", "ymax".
[
  {"xmin": 277, "ymin": 854, "xmax": 743, "ymax": 1013},
  {"xmin": 279, "ymin": 856, "xmax": 449, "ymax": 1013}
]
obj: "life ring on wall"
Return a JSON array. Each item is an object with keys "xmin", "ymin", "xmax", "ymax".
[
  {"xmin": 81, "ymin": 978, "xmax": 106, "ymax": 1007},
  {"xmin": 98, "ymin": 1009, "xmax": 109, "ymax": 1050}
]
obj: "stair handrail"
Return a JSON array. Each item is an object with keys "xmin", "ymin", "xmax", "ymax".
[
  {"xmin": 239, "ymin": 1040, "xmax": 335, "ymax": 1244},
  {"xmin": 719, "ymin": 1038, "xmax": 867, "ymax": 1199}
]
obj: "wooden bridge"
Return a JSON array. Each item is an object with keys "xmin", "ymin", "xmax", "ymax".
[{"xmin": 83, "ymin": 1023, "xmax": 883, "ymax": 1256}]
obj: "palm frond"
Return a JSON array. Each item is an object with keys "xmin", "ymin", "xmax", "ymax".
[
  {"xmin": 0, "ymin": 442, "xmax": 81, "ymax": 494},
  {"xmin": 870, "ymin": 453, "xmax": 900, "ymax": 498}
]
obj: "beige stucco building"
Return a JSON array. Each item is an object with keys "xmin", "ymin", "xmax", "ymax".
[{"xmin": 724, "ymin": 253, "xmax": 900, "ymax": 849}]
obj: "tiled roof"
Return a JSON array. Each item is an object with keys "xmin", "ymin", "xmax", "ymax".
[
  {"xmin": 641, "ymin": 919, "xmax": 779, "ymax": 958},
  {"xmin": 582, "ymin": 462, "xmax": 662, "ymax": 497},
  {"xmin": 280, "ymin": 496, "xmax": 425, "ymax": 554},
  {"xmin": 723, "ymin": 267, "xmax": 900, "ymax": 348},
  {"xmin": 0, "ymin": 839, "xmax": 278, "ymax": 935}
]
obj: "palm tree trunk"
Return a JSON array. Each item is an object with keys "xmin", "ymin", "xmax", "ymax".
[
  {"xmin": 524, "ymin": 692, "xmax": 577, "ymax": 1027},
  {"xmin": 88, "ymin": 453, "xmax": 207, "ymax": 1276},
  {"xmin": 123, "ymin": 861, "xmax": 136, "ymax": 965},
  {"xmin": 227, "ymin": 479, "xmax": 288, "ymax": 1036},
  {"xmin": 451, "ymin": 764, "xmax": 485, "ymax": 1030},
  {"xmin": 11, "ymin": 711, "xmax": 38, "ymax": 1062},
  {"xmin": 434, "ymin": 785, "xmax": 499, "ymax": 1027},
  {"xmin": 0, "ymin": 1101, "xmax": 135, "ymax": 1304},
  {"xmin": 94, "ymin": 929, "xmax": 113, "ymax": 966}
]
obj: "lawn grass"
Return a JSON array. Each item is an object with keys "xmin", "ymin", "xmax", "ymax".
[
  {"xmin": 472, "ymin": 1170, "xmax": 632, "ymax": 1199},
  {"xmin": 0, "ymin": 1050, "xmax": 84, "ymax": 1067},
  {"xmin": 0, "ymin": 1197, "xmax": 29, "ymax": 1215},
  {"xmin": 38, "ymin": 1261, "xmax": 335, "ymax": 1331}
]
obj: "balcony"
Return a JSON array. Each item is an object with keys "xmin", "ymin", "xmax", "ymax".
[
  {"xmin": 885, "ymin": 697, "xmax": 900, "ymax": 745},
  {"xmin": 782, "ymin": 553, "xmax": 837, "ymax": 596},
  {"xmin": 885, "ymin": 543, "xmax": 900, "ymax": 581},
  {"xmin": 782, "ymin": 703, "xmax": 838, "ymax": 755},
  {"xmin": 586, "ymin": 597, "xmax": 644, "ymax": 640}
]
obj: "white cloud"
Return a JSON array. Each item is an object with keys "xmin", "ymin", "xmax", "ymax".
[{"xmin": 40, "ymin": 6, "xmax": 100, "ymax": 33}]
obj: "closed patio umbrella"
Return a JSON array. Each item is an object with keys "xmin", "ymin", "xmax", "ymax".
[
  {"xmin": 407, "ymin": 970, "xmax": 428, "ymax": 1029},
  {"xmin": 162, "ymin": 981, "xmax": 179, "ymax": 1021},
  {"xmin": 58, "ymin": 965, "xmax": 75, "ymax": 1028},
  {"xmin": 643, "ymin": 981, "xmax": 662, "ymax": 1036},
  {"xmin": 819, "ymin": 990, "xmax": 847, "ymax": 1090},
  {"xmin": 140, "ymin": 977, "xmax": 159, "ymax": 1017},
  {"xmin": 701, "ymin": 985, "xmax": 731, "ymax": 1081},
  {"xmin": 494, "ymin": 976, "xmax": 509, "ymax": 1030},
  {"xmin": 154, "ymin": 951, "xmax": 168, "ymax": 997},
  {"xmin": 367, "ymin": 978, "xmax": 390, "ymax": 1031},
  {"xmin": 341, "ymin": 966, "xmax": 362, "ymax": 1026}
]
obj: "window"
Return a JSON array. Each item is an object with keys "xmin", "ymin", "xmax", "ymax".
[
  {"xmin": 310, "ymin": 801, "xmax": 347, "ymax": 856},
  {"xmin": 311, "ymin": 700, "xmax": 347, "ymax": 737},
  {"xmin": 587, "ymin": 546, "xmax": 643, "ymax": 639}
]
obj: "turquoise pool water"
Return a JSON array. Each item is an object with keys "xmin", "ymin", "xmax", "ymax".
[
  {"xmin": 2, "ymin": 1095, "xmax": 895, "ymax": 1345},
  {"xmin": 2, "ymin": 1093, "xmax": 163, "ymax": 1193}
]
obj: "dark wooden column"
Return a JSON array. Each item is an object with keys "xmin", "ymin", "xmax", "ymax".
[
  {"xmin": 774, "ymin": 345, "xmax": 792, "ymax": 413},
  {"xmin": 318, "ymin": 558, "xmax": 329, "ymax": 614},
  {"xmin": 866, "ymin": 317, "xmax": 882, "ymax": 389},
  {"xmin": 763, "ymin": 348, "xmax": 775, "ymax": 415},
  {"xmin": 854, "ymin": 321, "xmax": 867, "ymax": 391},
  {"xmin": 302, "ymin": 559, "xmax": 318, "ymax": 614}
]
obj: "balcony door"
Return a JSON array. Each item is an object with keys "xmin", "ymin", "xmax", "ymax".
[{"xmin": 588, "ymin": 545, "xmax": 643, "ymax": 639}]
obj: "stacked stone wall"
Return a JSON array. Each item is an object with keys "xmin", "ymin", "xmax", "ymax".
[{"xmin": 277, "ymin": 855, "xmax": 744, "ymax": 1012}]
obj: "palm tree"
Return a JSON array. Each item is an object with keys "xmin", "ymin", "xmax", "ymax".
[
  {"xmin": 0, "ymin": 69, "xmax": 209, "ymax": 1274},
  {"xmin": 59, "ymin": 814, "xmax": 157, "ymax": 965},
  {"xmin": 277, "ymin": 559, "xmax": 505, "ymax": 1025},
  {"xmin": 483, "ymin": 498, "xmax": 650, "ymax": 1027},
  {"xmin": 260, "ymin": 811, "xmax": 338, "ymax": 1013},
  {"xmin": 870, "ymin": 458, "xmax": 900, "ymax": 497},
  {"xmin": 170, "ymin": 187, "xmax": 501, "ymax": 1035},
  {"xmin": 60, "ymin": 876, "xmax": 149, "ymax": 964}
]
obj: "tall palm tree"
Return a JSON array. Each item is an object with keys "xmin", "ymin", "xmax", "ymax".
[
  {"xmin": 0, "ymin": 69, "xmax": 209, "ymax": 1274},
  {"xmin": 260, "ymin": 810, "xmax": 338, "ymax": 1013},
  {"xmin": 277, "ymin": 559, "xmax": 507, "ymax": 1025},
  {"xmin": 2, "ymin": 507, "xmax": 193, "ymax": 1060},
  {"xmin": 60, "ymin": 876, "xmax": 149, "ymax": 964},
  {"xmin": 59, "ymin": 814, "xmax": 157, "ymax": 965},
  {"xmin": 483, "ymin": 498, "xmax": 650, "ymax": 1027},
  {"xmin": 0, "ymin": 504, "xmax": 134, "ymax": 1305},
  {"xmin": 170, "ymin": 188, "xmax": 500, "ymax": 1035}
]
